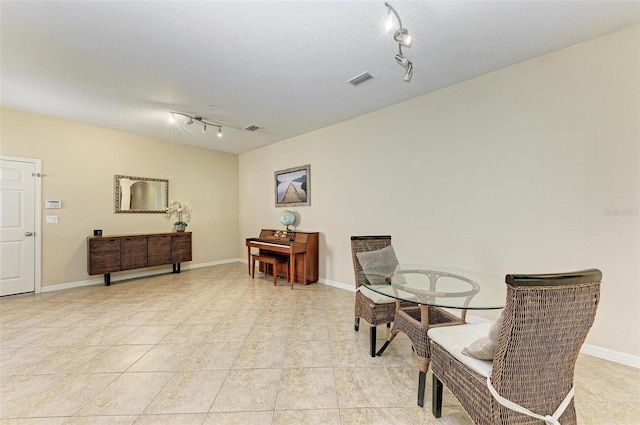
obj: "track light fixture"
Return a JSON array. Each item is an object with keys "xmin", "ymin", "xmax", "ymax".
[
  {"xmin": 168, "ymin": 111, "xmax": 222, "ymax": 137},
  {"xmin": 395, "ymin": 53, "xmax": 410, "ymax": 67},
  {"xmin": 393, "ymin": 28, "xmax": 412, "ymax": 48},
  {"xmin": 403, "ymin": 62, "xmax": 413, "ymax": 82},
  {"xmin": 384, "ymin": 2, "xmax": 413, "ymax": 83}
]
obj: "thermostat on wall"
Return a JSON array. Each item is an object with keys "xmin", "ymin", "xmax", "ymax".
[{"xmin": 45, "ymin": 200, "xmax": 61, "ymax": 209}]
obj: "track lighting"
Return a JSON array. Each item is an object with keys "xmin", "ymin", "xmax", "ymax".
[
  {"xmin": 395, "ymin": 53, "xmax": 410, "ymax": 67},
  {"xmin": 393, "ymin": 28, "xmax": 412, "ymax": 47},
  {"xmin": 383, "ymin": 2, "xmax": 414, "ymax": 83},
  {"xmin": 168, "ymin": 111, "xmax": 222, "ymax": 137},
  {"xmin": 403, "ymin": 61, "xmax": 413, "ymax": 82},
  {"xmin": 395, "ymin": 52, "xmax": 413, "ymax": 82}
]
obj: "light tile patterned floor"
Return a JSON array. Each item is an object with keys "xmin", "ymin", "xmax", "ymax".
[{"xmin": 0, "ymin": 263, "xmax": 638, "ymax": 424}]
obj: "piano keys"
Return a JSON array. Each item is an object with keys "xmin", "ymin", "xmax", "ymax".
[{"xmin": 246, "ymin": 229, "xmax": 319, "ymax": 284}]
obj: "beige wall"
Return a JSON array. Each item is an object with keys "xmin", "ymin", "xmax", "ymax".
[
  {"xmin": 1, "ymin": 109, "xmax": 239, "ymax": 286},
  {"xmin": 239, "ymin": 26, "xmax": 639, "ymax": 357}
]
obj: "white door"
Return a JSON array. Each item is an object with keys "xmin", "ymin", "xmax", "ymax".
[{"xmin": 1, "ymin": 159, "xmax": 37, "ymax": 296}]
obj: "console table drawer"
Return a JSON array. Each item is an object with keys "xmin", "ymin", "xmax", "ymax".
[
  {"xmin": 121, "ymin": 237, "xmax": 148, "ymax": 270},
  {"xmin": 88, "ymin": 250, "xmax": 120, "ymax": 275},
  {"xmin": 171, "ymin": 233, "xmax": 192, "ymax": 263},
  {"xmin": 89, "ymin": 239, "xmax": 120, "ymax": 252},
  {"xmin": 148, "ymin": 235, "xmax": 172, "ymax": 266}
]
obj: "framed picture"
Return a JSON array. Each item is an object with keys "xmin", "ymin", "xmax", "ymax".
[{"xmin": 274, "ymin": 164, "xmax": 310, "ymax": 207}]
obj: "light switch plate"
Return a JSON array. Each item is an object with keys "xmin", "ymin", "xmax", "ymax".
[
  {"xmin": 46, "ymin": 215, "xmax": 59, "ymax": 224},
  {"xmin": 45, "ymin": 200, "xmax": 61, "ymax": 209}
]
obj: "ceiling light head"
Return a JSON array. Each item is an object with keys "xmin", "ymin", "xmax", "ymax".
[
  {"xmin": 202, "ymin": 124, "xmax": 207, "ymax": 134},
  {"xmin": 394, "ymin": 28, "xmax": 412, "ymax": 47},
  {"xmin": 186, "ymin": 117, "xmax": 194, "ymax": 125},
  {"xmin": 395, "ymin": 53, "xmax": 410, "ymax": 68},
  {"xmin": 168, "ymin": 112, "xmax": 176, "ymax": 124},
  {"xmin": 217, "ymin": 127, "xmax": 222, "ymax": 138},
  {"xmin": 403, "ymin": 61, "xmax": 413, "ymax": 82}
]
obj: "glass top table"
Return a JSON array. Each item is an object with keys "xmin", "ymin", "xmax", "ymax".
[
  {"xmin": 362, "ymin": 264, "xmax": 505, "ymax": 310},
  {"xmin": 362, "ymin": 264, "xmax": 506, "ymax": 408}
]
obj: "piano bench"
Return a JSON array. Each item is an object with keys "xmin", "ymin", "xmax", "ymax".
[{"xmin": 251, "ymin": 254, "xmax": 291, "ymax": 288}]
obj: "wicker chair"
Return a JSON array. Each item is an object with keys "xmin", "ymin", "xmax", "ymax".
[
  {"xmin": 351, "ymin": 236, "xmax": 412, "ymax": 357},
  {"xmin": 428, "ymin": 269, "xmax": 602, "ymax": 424}
]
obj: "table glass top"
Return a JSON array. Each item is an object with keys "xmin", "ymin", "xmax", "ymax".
[{"xmin": 362, "ymin": 264, "xmax": 505, "ymax": 310}]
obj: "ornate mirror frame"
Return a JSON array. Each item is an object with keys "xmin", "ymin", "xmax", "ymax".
[{"xmin": 114, "ymin": 175, "xmax": 169, "ymax": 213}]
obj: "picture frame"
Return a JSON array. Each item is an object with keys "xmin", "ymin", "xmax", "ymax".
[{"xmin": 274, "ymin": 164, "xmax": 310, "ymax": 207}]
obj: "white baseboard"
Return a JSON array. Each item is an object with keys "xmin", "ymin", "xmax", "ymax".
[
  {"xmin": 40, "ymin": 258, "xmax": 241, "ymax": 292},
  {"xmin": 40, "ymin": 262, "xmax": 640, "ymax": 369},
  {"xmin": 189, "ymin": 258, "xmax": 243, "ymax": 269},
  {"xmin": 318, "ymin": 277, "xmax": 354, "ymax": 292},
  {"xmin": 40, "ymin": 277, "xmax": 106, "ymax": 292},
  {"xmin": 580, "ymin": 343, "xmax": 640, "ymax": 369}
]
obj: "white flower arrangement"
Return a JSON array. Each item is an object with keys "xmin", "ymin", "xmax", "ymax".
[{"xmin": 166, "ymin": 200, "xmax": 192, "ymax": 227}]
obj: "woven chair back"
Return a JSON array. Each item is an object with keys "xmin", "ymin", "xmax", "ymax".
[
  {"xmin": 350, "ymin": 236, "xmax": 392, "ymax": 289},
  {"xmin": 491, "ymin": 269, "xmax": 602, "ymax": 424}
]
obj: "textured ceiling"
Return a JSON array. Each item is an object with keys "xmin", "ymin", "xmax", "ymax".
[{"xmin": 1, "ymin": 1, "xmax": 638, "ymax": 154}]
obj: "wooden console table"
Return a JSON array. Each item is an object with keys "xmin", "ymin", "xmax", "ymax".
[{"xmin": 87, "ymin": 232, "xmax": 192, "ymax": 285}]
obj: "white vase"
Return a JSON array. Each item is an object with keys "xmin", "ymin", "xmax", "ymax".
[{"xmin": 175, "ymin": 224, "xmax": 185, "ymax": 232}]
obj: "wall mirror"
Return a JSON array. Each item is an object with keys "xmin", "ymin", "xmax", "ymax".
[{"xmin": 114, "ymin": 175, "xmax": 168, "ymax": 213}]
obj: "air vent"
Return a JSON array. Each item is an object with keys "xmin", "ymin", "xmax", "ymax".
[
  {"xmin": 347, "ymin": 72, "xmax": 374, "ymax": 87},
  {"xmin": 244, "ymin": 125, "xmax": 260, "ymax": 132}
]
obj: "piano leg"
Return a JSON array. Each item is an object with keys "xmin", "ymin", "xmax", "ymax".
[
  {"xmin": 303, "ymin": 257, "xmax": 307, "ymax": 285},
  {"xmin": 289, "ymin": 252, "xmax": 295, "ymax": 285},
  {"xmin": 247, "ymin": 247, "xmax": 251, "ymax": 275}
]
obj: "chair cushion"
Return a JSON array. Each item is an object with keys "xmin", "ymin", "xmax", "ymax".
[
  {"xmin": 428, "ymin": 323, "xmax": 494, "ymax": 378},
  {"xmin": 461, "ymin": 310, "xmax": 504, "ymax": 360},
  {"xmin": 357, "ymin": 285, "xmax": 397, "ymax": 304}
]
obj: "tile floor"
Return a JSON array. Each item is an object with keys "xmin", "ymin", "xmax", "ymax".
[{"xmin": 1, "ymin": 263, "xmax": 638, "ymax": 425}]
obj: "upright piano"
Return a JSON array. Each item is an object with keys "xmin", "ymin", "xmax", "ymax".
[{"xmin": 246, "ymin": 229, "xmax": 319, "ymax": 284}]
